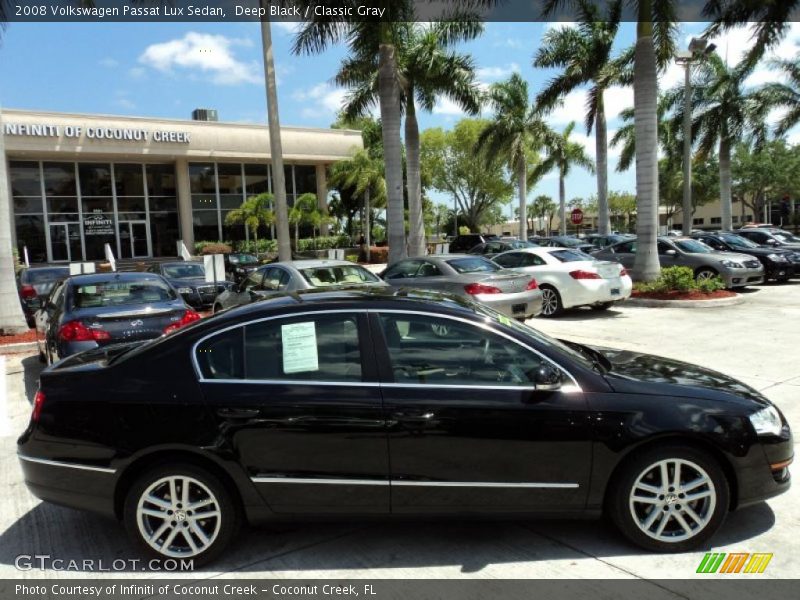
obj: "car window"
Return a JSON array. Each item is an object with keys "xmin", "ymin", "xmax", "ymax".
[
  {"xmin": 383, "ymin": 260, "xmax": 421, "ymax": 280},
  {"xmin": 242, "ymin": 269, "xmax": 265, "ymax": 292},
  {"xmin": 244, "ymin": 314, "xmax": 362, "ymax": 382},
  {"xmin": 378, "ymin": 313, "xmax": 545, "ymax": 387},
  {"xmin": 519, "ymin": 253, "xmax": 546, "ymax": 267},
  {"xmin": 720, "ymin": 234, "xmax": 758, "ymax": 249},
  {"xmin": 674, "ymin": 239, "xmax": 712, "ymax": 253},
  {"xmin": 615, "ymin": 241, "xmax": 636, "ymax": 253},
  {"xmin": 49, "ymin": 281, "xmax": 66, "ymax": 308},
  {"xmin": 743, "ymin": 231, "xmax": 767, "ymax": 243},
  {"xmin": 300, "ymin": 265, "xmax": 381, "ymax": 287},
  {"xmin": 196, "ymin": 327, "xmax": 245, "ymax": 380},
  {"xmin": 699, "ymin": 237, "xmax": 724, "ymax": 250},
  {"xmin": 71, "ymin": 279, "xmax": 176, "ymax": 309},
  {"xmin": 774, "ymin": 231, "xmax": 800, "ymax": 243},
  {"xmin": 416, "ymin": 261, "xmax": 442, "ymax": 277},
  {"xmin": 550, "ymin": 249, "xmax": 590, "ymax": 263},
  {"xmin": 162, "ymin": 263, "xmax": 205, "ymax": 279},
  {"xmin": 22, "ymin": 268, "xmax": 70, "ymax": 284},
  {"xmin": 263, "ymin": 268, "xmax": 290, "ymax": 291},
  {"xmin": 467, "ymin": 244, "xmax": 486, "ymax": 254},
  {"xmin": 657, "ymin": 241, "xmax": 673, "ymax": 254},
  {"xmin": 446, "ymin": 257, "xmax": 501, "ymax": 273},
  {"xmin": 493, "ymin": 253, "xmax": 521, "ymax": 268}
]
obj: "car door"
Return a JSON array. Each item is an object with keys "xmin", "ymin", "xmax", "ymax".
[
  {"xmin": 372, "ymin": 311, "xmax": 592, "ymax": 513},
  {"xmin": 228, "ymin": 268, "xmax": 267, "ymax": 307},
  {"xmin": 601, "ymin": 240, "xmax": 636, "ymax": 269},
  {"xmin": 42, "ymin": 280, "xmax": 67, "ymax": 362},
  {"xmin": 382, "ymin": 260, "xmax": 423, "ymax": 288},
  {"xmin": 196, "ymin": 310, "xmax": 389, "ymax": 513}
]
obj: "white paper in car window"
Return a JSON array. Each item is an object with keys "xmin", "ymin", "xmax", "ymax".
[{"xmin": 281, "ymin": 322, "xmax": 319, "ymax": 374}]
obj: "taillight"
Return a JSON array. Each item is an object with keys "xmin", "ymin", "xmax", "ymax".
[
  {"xmin": 569, "ymin": 270, "xmax": 601, "ymax": 280},
  {"xmin": 619, "ymin": 267, "xmax": 629, "ymax": 277},
  {"xmin": 20, "ymin": 284, "xmax": 37, "ymax": 299},
  {"xmin": 526, "ymin": 278, "xmax": 538, "ymax": 290},
  {"xmin": 163, "ymin": 310, "xmax": 202, "ymax": 335},
  {"xmin": 464, "ymin": 283, "xmax": 502, "ymax": 295},
  {"xmin": 32, "ymin": 390, "xmax": 45, "ymax": 422},
  {"xmin": 57, "ymin": 320, "xmax": 110, "ymax": 342}
]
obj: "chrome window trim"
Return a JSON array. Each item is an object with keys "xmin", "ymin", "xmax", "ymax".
[
  {"xmin": 18, "ymin": 454, "xmax": 116, "ymax": 474},
  {"xmin": 249, "ymin": 476, "xmax": 578, "ymax": 489}
]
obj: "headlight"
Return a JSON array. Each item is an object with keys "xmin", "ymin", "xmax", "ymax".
[
  {"xmin": 768, "ymin": 253, "xmax": 788, "ymax": 262},
  {"xmin": 177, "ymin": 287, "xmax": 193, "ymax": 294},
  {"xmin": 720, "ymin": 260, "xmax": 743, "ymax": 268},
  {"xmin": 749, "ymin": 405, "xmax": 783, "ymax": 436}
]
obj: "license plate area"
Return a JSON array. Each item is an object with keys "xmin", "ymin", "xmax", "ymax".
[{"xmin": 610, "ymin": 288, "xmax": 620, "ymax": 296}]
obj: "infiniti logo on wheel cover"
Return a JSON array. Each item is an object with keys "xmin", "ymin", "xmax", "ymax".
[{"xmin": 130, "ymin": 320, "xmax": 144, "ymax": 327}]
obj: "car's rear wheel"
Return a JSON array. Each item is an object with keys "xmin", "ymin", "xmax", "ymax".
[
  {"xmin": 124, "ymin": 463, "xmax": 239, "ymax": 565},
  {"xmin": 695, "ymin": 268, "xmax": 718, "ymax": 282},
  {"xmin": 609, "ymin": 445, "xmax": 729, "ymax": 552},
  {"xmin": 539, "ymin": 286, "xmax": 563, "ymax": 317}
]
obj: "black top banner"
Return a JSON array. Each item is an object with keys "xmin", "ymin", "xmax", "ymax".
[{"xmin": 2, "ymin": 0, "xmax": 799, "ymax": 24}]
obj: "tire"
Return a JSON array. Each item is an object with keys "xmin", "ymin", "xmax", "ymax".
[
  {"xmin": 123, "ymin": 463, "xmax": 240, "ymax": 566},
  {"xmin": 694, "ymin": 268, "xmax": 718, "ymax": 283},
  {"xmin": 592, "ymin": 302, "xmax": 613, "ymax": 311},
  {"xmin": 608, "ymin": 445, "xmax": 729, "ymax": 553},
  {"xmin": 539, "ymin": 285, "xmax": 563, "ymax": 317}
]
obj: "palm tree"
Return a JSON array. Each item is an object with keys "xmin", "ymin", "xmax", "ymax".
[
  {"xmin": 756, "ymin": 56, "xmax": 800, "ymax": 137},
  {"xmin": 335, "ymin": 20, "xmax": 483, "ymax": 257},
  {"xmin": 289, "ymin": 193, "xmax": 328, "ymax": 251},
  {"xmin": 533, "ymin": 0, "xmax": 631, "ymax": 237},
  {"xmin": 531, "ymin": 194, "xmax": 557, "ymax": 235},
  {"xmin": 668, "ymin": 55, "xmax": 772, "ymax": 231},
  {"xmin": 224, "ymin": 193, "xmax": 275, "ymax": 249},
  {"xmin": 478, "ymin": 73, "xmax": 555, "ymax": 240},
  {"xmin": 610, "ymin": 96, "xmax": 679, "ymax": 172},
  {"xmin": 531, "ymin": 122, "xmax": 595, "ymax": 235}
]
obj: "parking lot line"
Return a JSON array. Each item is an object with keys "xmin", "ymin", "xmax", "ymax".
[{"xmin": 0, "ymin": 355, "xmax": 10, "ymax": 437}]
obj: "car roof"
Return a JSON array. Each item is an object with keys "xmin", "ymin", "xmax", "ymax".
[
  {"xmin": 272, "ymin": 259, "xmax": 367, "ymax": 269},
  {"xmin": 66, "ymin": 272, "xmax": 165, "ymax": 285}
]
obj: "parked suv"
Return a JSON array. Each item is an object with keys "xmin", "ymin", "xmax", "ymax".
[
  {"xmin": 593, "ymin": 236, "xmax": 765, "ymax": 288},
  {"xmin": 448, "ymin": 233, "xmax": 498, "ymax": 253},
  {"xmin": 692, "ymin": 232, "xmax": 794, "ymax": 282}
]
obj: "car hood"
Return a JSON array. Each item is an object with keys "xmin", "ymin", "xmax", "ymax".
[
  {"xmin": 725, "ymin": 247, "xmax": 790, "ymax": 258},
  {"xmin": 593, "ymin": 345, "xmax": 770, "ymax": 408},
  {"xmin": 699, "ymin": 250, "xmax": 758, "ymax": 264}
]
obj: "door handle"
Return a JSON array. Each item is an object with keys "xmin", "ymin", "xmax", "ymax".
[
  {"xmin": 392, "ymin": 411, "xmax": 438, "ymax": 426},
  {"xmin": 216, "ymin": 407, "xmax": 260, "ymax": 419}
]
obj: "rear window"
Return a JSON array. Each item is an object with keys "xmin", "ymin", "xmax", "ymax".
[
  {"xmin": 550, "ymin": 249, "xmax": 591, "ymax": 263},
  {"xmin": 21, "ymin": 268, "xmax": 69, "ymax": 284},
  {"xmin": 446, "ymin": 257, "xmax": 501, "ymax": 274},
  {"xmin": 229, "ymin": 254, "xmax": 259, "ymax": 265},
  {"xmin": 162, "ymin": 263, "xmax": 205, "ymax": 279},
  {"xmin": 300, "ymin": 265, "xmax": 381, "ymax": 287},
  {"xmin": 71, "ymin": 279, "xmax": 177, "ymax": 309}
]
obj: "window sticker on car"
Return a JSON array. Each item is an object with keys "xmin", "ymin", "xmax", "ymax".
[{"xmin": 281, "ymin": 321, "xmax": 319, "ymax": 374}]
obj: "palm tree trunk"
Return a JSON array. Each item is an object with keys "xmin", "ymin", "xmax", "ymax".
[
  {"xmin": 259, "ymin": 16, "xmax": 292, "ymax": 262},
  {"xmin": 405, "ymin": 95, "xmax": 425, "ymax": 257},
  {"xmin": 0, "ymin": 105, "xmax": 28, "ymax": 333},
  {"xmin": 378, "ymin": 28, "xmax": 406, "ymax": 264},
  {"xmin": 295, "ymin": 222, "xmax": 299, "ymax": 252},
  {"xmin": 559, "ymin": 171, "xmax": 567, "ymax": 236},
  {"xmin": 518, "ymin": 162, "xmax": 528, "ymax": 240},
  {"xmin": 631, "ymin": 6, "xmax": 662, "ymax": 282},
  {"xmin": 364, "ymin": 188, "xmax": 371, "ymax": 251},
  {"xmin": 595, "ymin": 91, "xmax": 611, "ymax": 236},
  {"xmin": 719, "ymin": 137, "xmax": 733, "ymax": 232}
]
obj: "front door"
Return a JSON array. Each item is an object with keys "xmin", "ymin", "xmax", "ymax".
[
  {"xmin": 372, "ymin": 311, "xmax": 592, "ymax": 514},
  {"xmin": 195, "ymin": 311, "xmax": 390, "ymax": 514},
  {"xmin": 119, "ymin": 221, "xmax": 150, "ymax": 258},
  {"xmin": 48, "ymin": 223, "xmax": 82, "ymax": 262}
]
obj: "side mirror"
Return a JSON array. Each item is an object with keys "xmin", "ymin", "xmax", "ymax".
[
  {"xmin": 532, "ymin": 363, "xmax": 563, "ymax": 392},
  {"xmin": 665, "ymin": 249, "xmax": 677, "ymax": 256},
  {"xmin": 767, "ymin": 239, "xmax": 779, "ymax": 245}
]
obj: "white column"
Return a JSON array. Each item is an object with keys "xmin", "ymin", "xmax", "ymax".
[
  {"xmin": 316, "ymin": 163, "xmax": 329, "ymax": 237},
  {"xmin": 175, "ymin": 158, "xmax": 194, "ymax": 251}
]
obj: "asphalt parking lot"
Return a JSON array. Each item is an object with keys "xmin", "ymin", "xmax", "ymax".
[{"xmin": 0, "ymin": 281, "xmax": 797, "ymax": 583}]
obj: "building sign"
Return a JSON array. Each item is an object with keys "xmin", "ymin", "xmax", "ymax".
[
  {"xmin": 84, "ymin": 212, "xmax": 114, "ymax": 236},
  {"xmin": 3, "ymin": 123, "xmax": 191, "ymax": 143}
]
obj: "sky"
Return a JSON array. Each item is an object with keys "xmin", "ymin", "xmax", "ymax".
[{"xmin": 1, "ymin": 19, "xmax": 799, "ymax": 219}]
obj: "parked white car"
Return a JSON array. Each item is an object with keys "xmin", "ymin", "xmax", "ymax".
[{"xmin": 492, "ymin": 247, "xmax": 632, "ymax": 317}]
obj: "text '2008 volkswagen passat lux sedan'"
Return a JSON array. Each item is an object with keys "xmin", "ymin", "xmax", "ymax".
[{"xmin": 18, "ymin": 290, "xmax": 791, "ymax": 564}]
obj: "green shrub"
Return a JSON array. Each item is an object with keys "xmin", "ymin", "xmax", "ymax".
[
  {"xmin": 236, "ymin": 239, "xmax": 277, "ymax": 254},
  {"xmin": 695, "ymin": 276, "xmax": 725, "ymax": 293},
  {"xmin": 297, "ymin": 235, "xmax": 353, "ymax": 252},
  {"xmin": 658, "ymin": 266, "xmax": 695, "ymax": 292},
  {"xmin": 195, "ymin": 241, "xmax": 232, "ymax": 255}
]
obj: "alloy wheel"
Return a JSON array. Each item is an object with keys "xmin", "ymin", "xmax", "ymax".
[
  {"xmin": 136, "ymin": 475, "xmax": 222, "ymax": 558},
  {"xmin": 541, "ymin": 288, "xmax": 559, "ymax": 316},
  {"xmin": 695, "ymin": 270, "xmax": 716, "ymax": 282},
  {"xmin": 628, "ymin": 458, "xmax": 716, "ymax": 543}
]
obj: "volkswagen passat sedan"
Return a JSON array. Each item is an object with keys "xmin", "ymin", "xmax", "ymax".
[
  {"xmin": 493, "ymin": 247, "xmax": 632, "ymax": 316},
  {"xmin": 18, "ymin": 289, "xmax": 791, "ymax": 564},
  {"xmin": 147, "ymin": 261, "xmax": 231, "ymax": 309},
  {"xmin": 381, "ymin": 255, "xmax": 542, "ymax": 320}
]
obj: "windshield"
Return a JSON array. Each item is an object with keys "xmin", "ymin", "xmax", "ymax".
[
  {"xmin": 71, "ymin": 279, "xmax": 177, "ymax": 309},
  {"xmin": 22, "ymin": 268, "xmax": 70, "ymax": 284},
  {"xmin": 447, "ymin": 257, "xmax": 501, "ymax": 274},
  {"xmin": 550, "ymin": 249, "xmax": 592, "ymax": 263},
  {"xmin": 229, "ymin": 254, "xmax": 259, "ymax": 265},
  {"xmin": 509, "ymin": 240, "xmax": 536, "ymax": 249},
  {"xmin": 774, "ymin": 231, "xmax": 800, "ymax": 243},
  {"xmin": 719, "ymin": 234, "xmax": 758, "ymax": 249},
  {"xmin": 674, "ymin": 239, "xmax": 712, "ymax": 253},
  {"xmin": 300, "ymin": 265, "xmax": 381, "ymax": 287},
  {"xmin": 162, "ymin": 263, "xmax": 205, "ymax": 279}
]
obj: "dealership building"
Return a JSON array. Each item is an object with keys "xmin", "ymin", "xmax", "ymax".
[{"xmin": 1, "ymin": 108, "xmax": 362, "ymax": 263}]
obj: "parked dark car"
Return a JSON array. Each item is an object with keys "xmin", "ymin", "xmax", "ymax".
[
  {"xmin": 224, "ymin": 253, "xmax": 261, "ymax": 282},
  {"xmin": 584, "ymin": 234, "xmax": 634, "ymax": 251},
  {"xmin": 448, "ymin": 233, "xmax": 499, "ymax": 253},
  {"xmin": 18, "ymin": 290, "xmax": 791, "ymax": 564},
  {"xmin": 735, "ymin": 228, "xmax": 800, "ymax": 252},
  {"xmin": 467, "ymin": 239, "xmax": 538, "ymax": 258},
  {"xmin": 17, "ymin": 266, "xmax": 70, "ymax": 327},
  {"xmin": 147, "ymin": 261, "xmax": 231, "ymax": 309},
  {"xmin": 691, "ymin": 232, "xmax": 794, "ymax": 282},
  {"xmin": 34, "ymin": 272, "xmax": 200, "ymax": 365}
]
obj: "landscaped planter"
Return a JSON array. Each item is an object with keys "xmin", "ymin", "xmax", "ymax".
[{"xmin": 627, "ymin": 290, "xmax": 743, "ymax": 308}]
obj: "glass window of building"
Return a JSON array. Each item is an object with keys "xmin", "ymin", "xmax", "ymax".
[
  {"xmin": 217, "ymin": 163, "xmax": 244, "ymax": 194},
  {"xmin": 294, "ymin": 165, "xmax": 317, "ymax": 195},
  {"xmin": 43, "ymin": 162, "xmax": 77, "ymax": 196},
  {"xmin": 189, "ymin": 163, "xmax": 216, "ymax": 194},
  {"xmin": 79, "ymin": 163, "xmax": 113, "ymax": 196},
  {"xmin": 114, "ymin": 164, "xmax": 145, "ymax": 196},
  {"xmin": 245, "ymin": 164, "xmax": 270, "ymax": 195},
  {"xmin": 147, "ymin": 164, "xmax": 177, "ymax": 197},
  {"xmin": 10, "ymin": 161, "xmax": 42, "ymax": 197},
  {"xmin": 14, "ymin": 215, "xmax": 47, "ymax": 263}
]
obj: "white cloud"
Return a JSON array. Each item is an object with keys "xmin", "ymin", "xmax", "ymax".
[
  {"xmin": 570, "ymin": 128, "xmax": 620, "ymax": 160},
  {"xmin": 128, "ymin": 66, "xmax": 146, "ymax": 79},
  {"xmin": 99, "ymin": 58, "xmax": 119, "ymax": 68},
  {"xmin": 476, "ymin": 63, "xmax": 520, "ymax": 81},
  {"xmin": 293, "ymin": 83, "xmax": 347, "ymax": 119},
  {"xmin": 432, "ymin": 97, "xmax": 466, "ymax": 116},
  {"xmin": 139, "ymin": 32, "xmax": 261, "ymax": 86},
  {"xmin": 273, "ymin": 21, "xmax": 302, "ymax": 35}
]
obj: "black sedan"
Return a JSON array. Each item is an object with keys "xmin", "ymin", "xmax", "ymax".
[
  {"xmin": 691, "ymin": 232, "xmax": 794, "ymax": 281},
  {"xmin": 147, "ymin": 261, "xmax": 231, "ymax": 308},
  {"xmin": 224, "ymin": 253, "xmax": 261, "ymax": 282},
  {"xmin": 17, "ymin": 266, "xmax": 70, "ymax": 327},
  {"xmin": 34, "ymin": 272, "xmax": 200, "ymax": 364},
  {"xmin": 19, "ymin": 290, "xmax": 791, "ymax": 565}
]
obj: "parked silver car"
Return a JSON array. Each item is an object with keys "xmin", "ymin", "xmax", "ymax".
[
  {"xmin": 593, "ymin": 236, "xmax": 765, "ymax": 288},
  {"xmin": 212, "ymin": 259, "xmax": 386, "ymax": 313},
  {"xmin": 380, "ymin": 255, "xmax": 543, "ymax": 320}
]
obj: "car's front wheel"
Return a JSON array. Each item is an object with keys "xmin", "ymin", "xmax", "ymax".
[
  {"xmin": 609, "ymin": 445, "xmax": 729, "ymax": 552},
  {"xmin": 539, "ymin": 285, "xmax": 563, "ymax": 317},
  {"xmin": 695, "ymin": 268, "xmax": 719, "ymax": 283},
  {"xmin": 124, "ymin": 463, "xmax": 239, "ymax": 565}
]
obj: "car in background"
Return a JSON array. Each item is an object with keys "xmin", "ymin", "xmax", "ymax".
[
  {"xmin": 17, "ymin": 266, "xmax": 70, "ymax": 327},
  {"xmin": 493, "ymin": 247, "xmax": 632, "ymax": 317},
  {"xmin": 448, "ymin": 233, "xmax": 499, "ymax": 253},
  {"xmin": 147, "ymin": 261, "xmax": 232, "ymax": 309},
  {"xmin": 584, "ymin": 233, "xmax": 633, "ymax": 251},
  {"xmin": 380, "ymin": 255, "xmax": 542, "ymax": 320},
  {"xmin": 467, "ymin": 239, "xmax": 538, "ymax": 258},
  {"xmin": 35, "ymin": 272, "xmax": 200, "ymax": 364},
  {"xmin": 691, "ymin": 232, "xmax": 794, "ymax": 282},
  {"xmin": 536, "ymin": 236, "xmax": 596, "ymax": 254},
  {"xmin": 18, "ymin": 289, "xmax": 791, "ymax": 563},
  {"xmin": 224, "ymin": 253, "xmax": 261, "ymax": 282},
  {"xmin": 594, "ymin": 237, "xmax": 765, "ymax": 288},
  {"xmin": 212, "ymin": 259, "xmax": 386, "ymax": 313},
  {"xmin": 735, "ymin": 228, "xmax": 800, "ymax": 252}
]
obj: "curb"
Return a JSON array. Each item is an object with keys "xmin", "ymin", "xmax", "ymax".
[
  {"xmin": 625, "ymin": 294, "xmax": 744, "ymax": 308},
  {"xmin": 0, "ymin": 341, "xmax": 39, "ymax": 355}
]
